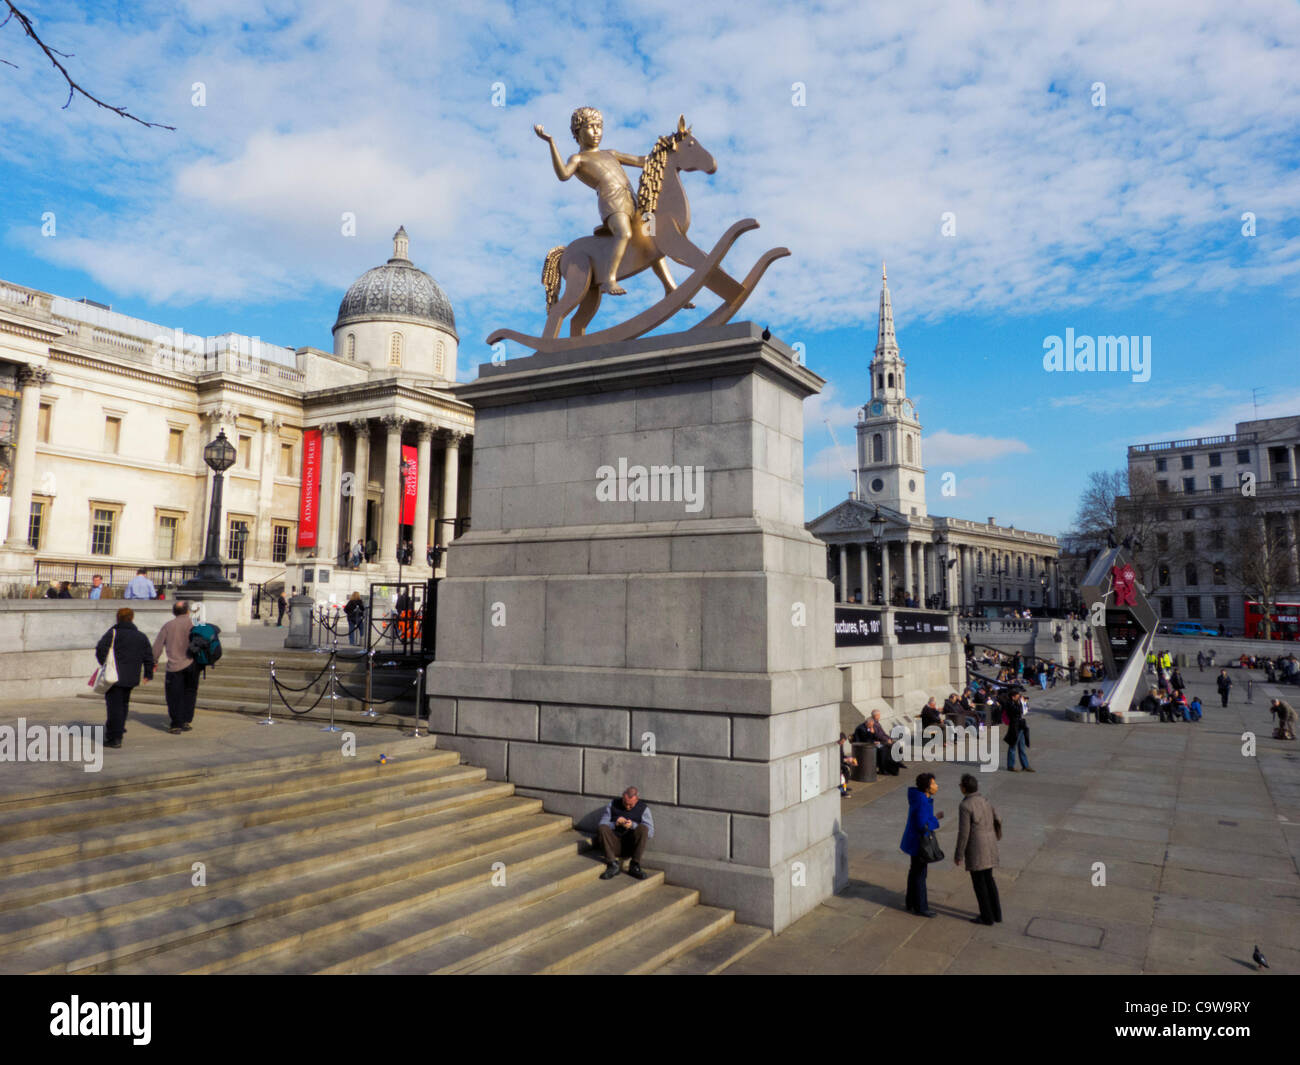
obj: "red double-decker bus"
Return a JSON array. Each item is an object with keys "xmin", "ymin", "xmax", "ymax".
[{"xmin": 1244, "ymin": 601, "xmax": 1300, "ymax": 641}]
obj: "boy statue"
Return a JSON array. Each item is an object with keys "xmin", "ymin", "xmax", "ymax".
[{"xmin": 534, "ymin": 106, "xmax": 645, "ymax": 296}]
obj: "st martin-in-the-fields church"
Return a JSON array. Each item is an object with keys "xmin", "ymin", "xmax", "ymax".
[{"xmin": 807, "ymin": 267, "xmax": 1061, "ymax": 614}]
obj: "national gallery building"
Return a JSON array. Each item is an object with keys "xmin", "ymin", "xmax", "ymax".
[
  {"xmin": 807, "ymin": 269, "xmax": 1061, "ymax": 613},
  {"xmin": 0, "ymin": 228, "xmax": 472, "ymax": 604}
]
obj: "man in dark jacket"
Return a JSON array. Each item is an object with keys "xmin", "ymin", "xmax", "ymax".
[
  {"xmin": 95, "ymin": 607, "xmax": 155, "ymax": 748},
  {"xmin": 1004, "ymin": 693, "xmax": 1033, "ymax": 771},
  {"xmin": 1217, "ymin": 669, "xmax": 1232, "ymax": 708},
  {"xmin": 277, "ymin": 591, "xmax": 288, "ymax": 626},
  {"xmin": 597, "ymin": 786, "xmax": 654, "ymax": 881},
  {"xmin": 152, "ymin": 601, "xmax": 197, "ymax": 734},
  {"xmin": 857, "ymin": 710, "xmax": 904, "ymax": 775}
]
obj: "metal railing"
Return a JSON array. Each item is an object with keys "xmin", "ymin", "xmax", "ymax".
[{"xmin": 31, "ymin": 560, "xmax": 239, "ymax": 591}]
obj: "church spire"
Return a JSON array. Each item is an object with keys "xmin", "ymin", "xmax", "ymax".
[{"xmin": 874, "ymin": 261, "xmax": 898, "ymax": 359}]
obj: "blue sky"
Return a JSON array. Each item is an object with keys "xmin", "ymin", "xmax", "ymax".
[{"xmin": 2, "ymin": 0, "xmax": 1298, "ymax": 537}]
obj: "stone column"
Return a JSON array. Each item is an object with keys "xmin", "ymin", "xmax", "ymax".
[
  {"xmin": 880, "ymin": 540, "xmax": 891, "ymax": 604},
  {"xmin": 859, "ymin": 543, "xmax": 869, "ymax": 605},
  {"xmin": 902, "ymin": 539, "xmax": 912, "ymax": 603},
  {"xmin": 349, "ymin": 419, "xmax": 370, "ymax": 554},
  {"xmin": 413, "ymin": 425, "xmax": 434, "ymax": 568},
  {"xmin": 254, "ymin": 415, "xmax": 280, "ymax": 562},
  {"xmin": 1289, "ymin": 445, "xmax": 1298, "ymax": 486},
  {"xmin": 318, "ymin": 422, "xmax": 342, "ymax": 565},
  {"xmin": 5, "ymin": 365, "xmax": 50, "ymax": 548},
  {"xmin": 380, "ymin": 415, "xmax": 406, "ymax": 563},
  {"xmin": 439, "ymin": 430, "xmax": 463, "ymax": 548}
]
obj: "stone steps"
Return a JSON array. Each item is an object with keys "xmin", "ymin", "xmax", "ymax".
[{"xmin": 0, "ymin": 733, "xmax": 767, "ymax": 975}]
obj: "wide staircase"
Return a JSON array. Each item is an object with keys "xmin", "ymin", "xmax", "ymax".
[
  {"xmin": 124, "ymin": 649, "xmax": 423, "ymax": 723},
  {"xmin": 0, "ymin": 738, "xmax": 768, "ymax": 974}
]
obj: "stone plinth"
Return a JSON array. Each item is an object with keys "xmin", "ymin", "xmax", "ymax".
[{"xmin": 427, "ymin": 323, "xmax": 847, "ymax": 932}]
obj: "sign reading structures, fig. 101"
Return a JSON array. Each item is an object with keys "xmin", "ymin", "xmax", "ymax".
[{"xmin": 487, "ymin": 110, "xmax": 789, "ymax": 354}]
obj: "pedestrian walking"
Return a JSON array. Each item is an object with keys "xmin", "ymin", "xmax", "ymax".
[
  {"xmin": 1004, "ymin": 692, "xmax": 1033, "ymax": 770},
  {"xmin": 1217, "ymin": 669, "xmax": 1232, "ymax": 708},
  {"xmin": 277, "ymin": 591, "xmax": 288, "ymax": 627},
  {"xmin": 94, "ymin": 607, "xmax": 155, "ymax": 748},
  {"xmin": 1196, "ymin": 650, "xmax": 1205, "ymax": 673},
  {"xmin": 151, "ymin": 600, "xmax": 199, "ymax": 734},
  {"xmin": 954, "ymin": 773, "xmax": 1002, "ymax": 925},
  {"xmin": 350, "ymin": 539, "xmax": 365, "ymax": 569},
  {"xmin": 1271, "ymin": 698, "xmax": 1297, "ymax": 740},
  {"xmin": 345, "ymin": 591, "xmax": 365, "ymax": 646},
  {"xmin": 900, "ymin": 772, "xmax": 943, "ymax": 917}
]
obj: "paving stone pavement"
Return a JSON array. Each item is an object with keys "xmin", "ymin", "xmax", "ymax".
[{"xmin": 729, "ymin": 668, "xmax": 1300, "ymax": 975}]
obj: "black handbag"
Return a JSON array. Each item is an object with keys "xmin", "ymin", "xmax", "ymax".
[{"xmin": 919, "ymin": 829, "xmax": 944, "ymax": 863}]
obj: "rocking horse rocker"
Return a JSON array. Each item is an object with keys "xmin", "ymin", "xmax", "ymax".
[{"xmin": 487, "ymin": 112, "xmax": 788, "ymax": 353}]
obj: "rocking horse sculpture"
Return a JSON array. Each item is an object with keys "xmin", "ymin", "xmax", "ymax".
[{"xmin": 486, "ymin": 110, "xmax": 788, "ymax": 353}]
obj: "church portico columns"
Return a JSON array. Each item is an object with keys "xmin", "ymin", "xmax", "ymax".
[
  {"xmin": 438, "ymin": 430, "xmax": 463, "ymax": 552},
  {"xmin": 413, "ymin": 425, "xmax": 434, "ymax": 568},
  {"xmin": 349, "ymin": 419, "xmax": 371, "ymax": 555},
  {"xmin": 859, "ymin": 543, "xmax": 869, "ymax": 604},
  {"xmin": 380, "ymin": 415, "xmax": 407, "ymax": 563},
  {"xmin": 318, "ymin": 422, "xmax": 343, "ymax": 565},
  {"xmin": 880, "ymin": 539, "xmax": 891, "ymax": 603},
  {"xmin": 902, "ymin": 538, "xmax": 912, "ymax": 603},
  {"xmin": 5, "ymin": 365, "xmax": 50, "ymax": 549},
  {"xmin": 837, "ymin": 544, "xmax": 847, "ymax": 602}
]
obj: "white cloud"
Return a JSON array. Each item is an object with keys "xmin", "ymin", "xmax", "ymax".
[{"xmin": 923, "ymin": 430, "xmax": 1032, "ymax": 467}]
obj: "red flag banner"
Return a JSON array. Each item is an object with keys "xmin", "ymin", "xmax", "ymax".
[
  {"xmin": 401, "ymin": 444, "xmax": 418, "ymax": 525},
  {"xmin": 297, "ymin": 428, "xmax": 322, "ymax": 547}
]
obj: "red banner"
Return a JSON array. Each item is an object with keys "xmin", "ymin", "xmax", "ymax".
[
  {"xmin": 297, "ymin": 428, "xmax": 322, "ymax": 547},
  {"xmin": 401, "ymin": 444, "xmax": 418, "ymax": 525}
]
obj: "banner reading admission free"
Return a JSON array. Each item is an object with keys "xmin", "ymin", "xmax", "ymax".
[
  {"xmin": 297, "ymin": 428, "xmax": 322, "ymax": 547},
  {"xmin": 401, "ymin": 444, "xmax": 418, "ymax": 525}
]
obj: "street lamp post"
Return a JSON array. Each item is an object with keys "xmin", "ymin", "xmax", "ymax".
[
  {"xmin": 234, "ymin": 525, "xmax": 249, "ymax": 584},
  {"xmin": 933, "ymin": 530, "xmax": 950, "ymax": 610},
  {"xmin": 869, "ymin": 506, "xmax": 886, "ymax": 605},
  {"xmin": 182, "ymin": 429, "xmax": 239, "ymax": 591}
]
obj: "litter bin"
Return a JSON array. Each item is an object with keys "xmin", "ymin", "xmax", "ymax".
[{"xmin": 851, "ymin": 742, "xmax": 877, "ymax": 783}]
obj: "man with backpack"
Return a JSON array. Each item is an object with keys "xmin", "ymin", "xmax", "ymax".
[{"xmin": 152, "ymin": 601, "xmax": 199, "ymax": 734}]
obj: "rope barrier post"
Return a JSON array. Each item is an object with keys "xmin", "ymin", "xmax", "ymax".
[
  {"xmin": 406, "ymin": 666, "xmax": 425, "ymax": 738},
  {"xmin": 362, "ymin": 648, "xmax": 378, "ymax": 718},
  {"xmin": 258, "ymin": 659, "xmax": 276, "ymax": 725},
  {"xmin": 320, "ymin": 657, "xmax": 342, "ymax": 732}
]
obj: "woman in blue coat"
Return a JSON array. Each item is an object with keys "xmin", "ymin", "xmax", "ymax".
[{"xmin": 900, "ymin": 772, "xmax": 943, "ymax": 916}]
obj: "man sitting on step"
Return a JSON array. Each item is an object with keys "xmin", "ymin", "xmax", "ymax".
[{"xmin": 597, "ymin": 786, "xmax": 654, "ymax": 881}]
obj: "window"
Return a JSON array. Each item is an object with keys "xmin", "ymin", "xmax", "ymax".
[
  {"xmin": 1183, "ymin": 531, "xmax": 1195, "ymax": 551},
  {"xmin": 1269, "ymin": 446, "xmax": 1288, "ymax": 465},
  {"xmin": 1214, "ymin": 596, "xmax": 1229, "ymax": 619},
  {"xmin": 27, "ymin": 499, "xmax": 46, "ymax": 550},
  {"xmin": 90, "ymin": 508, "xmax": 116, "ymax": 555},
  {"xmin": 870, "ymin": 477, "xmax": 883, "ymax": 492},
  {"xmin": 876, "ymin": 374, "xmax": 883, "ymax": 392},
  {"xmin": 1182, "ymin": 507, "xmax": 1195, "ymax": 520},
  {"xmin": 1209, "ymin": 474, "xmax": 1223, "ymax": 491},
  {"xmin": 976, "ymin": 552, "xmax": 983, "ymax": 575},
  {"xmin": 104, "ymin": 416, "xmax": 121, "ymax": 454},
  {"xmin": 1155, "ymin": 458, "xmax": 1167, "ymax": 472},
  {"xmin": 1184, "ymin": 563, "xmax": 1198, "ymax": 586},
  {"xmin": 1157, "ymin": 480, "xmax": 1169, "ymax": 494},
  {"xmin": 346, "ymin": 333, "xmax": 356, "ymax": 360},
  {"xmin": 872, "ymin": 434, "xmax": 883, "ymax": 462},
  {"xmin": 905, "ymin": 436, "xmax": 912, "ymax": 463},
  {"xmin": 228, "ymin": 518, "xmax": 250, "ymax": 561},
  {"xmin": 1158, "ymin": 563, "xmax": 1170, "ymax": 586},
  {"xmin": 389, "ymin": 332, "xmax": 403, "ymax": 367},
  {"xmin": 1212, "ymin": 561, "xmax": 1226, "ymax": 585},
  {"xmin": 272, "ymin": 523, "xmax": 290, "ymax": 564},
  {"xmin": 1208, "ymin": 452, "xmax": 1221, "ymax": 467},
  {"xmin": 1156, "ymin": 532, "xmax": 1169, "ymax": 551},
  {"xmin": 167, "ymin": 428, "xmax": 184, "ymax": 464},
  {"xmin": 1016, "ymin": 557, "xmax": 1023, "ymax": 577},
  {"xmin": 1028, "ymin": 558, "xmax": 1035, "ymax": 578},
  {"xmin": 37, "ymin": 403, "xmax": 51, "ymax": 444},
  {"xmin": 157, "ymin": 515, "xmax": 179, "ymax": 561},
  {"xmin": 1159, "ymin": 596, "xmax": 1173, "ymax": 618},
  {"xmin": 887, "ymin": 373, "xmax": 894, "ymax": 389},
  {"xmin": 1186, "ymin": 596, "xmax": 1201, "ymax": 618},
  {"xmin": 1182, "ymin": 477, "xmax": 1195, "ymax": 493},
  {"xmin": 1237, "ymin": 449, "xmax": 1251, "ymax": 464},
  {"xmin": 1181, "ymin": 454, "xmax": 1194, "ymax": 470},
  {"xmin": 280, "ymin": 442, "xmax": 294, "ymax": 477},
  {"xmin": 238, "ymin": 434, "xmax": 252, "ymax": 469}
]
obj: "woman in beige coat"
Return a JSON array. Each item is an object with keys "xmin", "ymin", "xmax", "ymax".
[{"xmin": 954, "ymin": 773, "xmax": 1002, "ymax": 925}]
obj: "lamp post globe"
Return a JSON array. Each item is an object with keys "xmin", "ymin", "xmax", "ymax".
[{"xmin": 182, "ymin": 428, "xmax": 241, "ymax": 591}]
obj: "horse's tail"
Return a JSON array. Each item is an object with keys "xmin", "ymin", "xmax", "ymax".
[{"xmin": 541, "ymin": 246, "xmax": 565, "ymax": 307}]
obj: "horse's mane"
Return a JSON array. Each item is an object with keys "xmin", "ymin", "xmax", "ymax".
[{"xmin": 636, "ymin": 129, "xmax": 684, "ymax": 219}]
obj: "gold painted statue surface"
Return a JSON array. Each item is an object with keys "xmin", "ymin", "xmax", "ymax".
[{"xmin": 489, "ymin": 110, "xmax": 789, "ymax": 353}]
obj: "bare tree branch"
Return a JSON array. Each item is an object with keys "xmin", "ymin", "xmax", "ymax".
[{"xmin": 2, "ymin": 1, "xmax": 174, "ymax": 130}]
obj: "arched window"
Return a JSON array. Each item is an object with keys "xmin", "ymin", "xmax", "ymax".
[
  {"xmin": 389, "ymin": 332, "xmax": 403, "ymax": 367},
  {"xmin": 1017, "ymin": 557, "xmax": 1023, "ymax": 578},
  {"xmin": 905, "ymin": 435, "xmax": 913, "ymax": 463},
  {"xmin": 435, "ymin": 340, "xmax": 445, "ymax": 376},
  {"xmin": 1028, "ymin": 557, "xmax": 1035, "ymax": 578},
  {"xmin": 887, "ymin": 372, "xmax": 894, "ymax": 389},
  {"xmin": 876, "ymin": 373, "xmax": 883, "ymax": 392},
  {"xmin": 1184, "ymin": 563, "xmax": 1198, "ymax": 586},
  {"xmin": 346, "ymin": 333, "xmax": 356, "ymax": 360},
  {"xmin": 976, "ymin": 551, "xmax": 983, "ymax": 575},
  {"xmin": 872, "ymin": 434, "xmax": 883, "ymax": 462}
]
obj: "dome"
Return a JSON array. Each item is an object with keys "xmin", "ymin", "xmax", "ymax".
[{"xmin": 334, "ymin": 227, "xmax": 456, "ymax": 335}]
